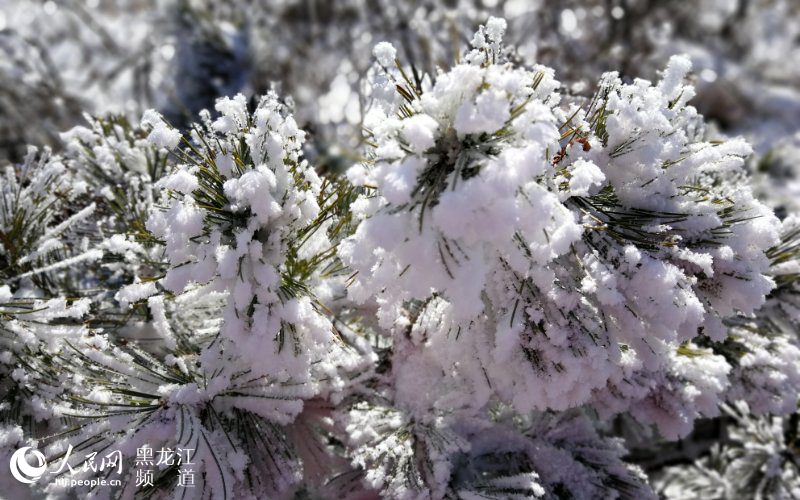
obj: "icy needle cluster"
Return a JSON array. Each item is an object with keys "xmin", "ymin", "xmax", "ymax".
[
  {"xmin": 342, "ymin": 17, "xmax": 780, "ymax": 444},
  {"xmin": 0, "ymin": 93, "xmax": 364, "ymax": 498},
  {"xmin": 145, "ymin": 93, "xmax": 336, "ymax": 388}
]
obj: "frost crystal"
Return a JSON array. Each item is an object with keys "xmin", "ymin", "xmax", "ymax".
[{"xmin": 373, "ymin": 41, "xmax": 397, "ymax": 67}]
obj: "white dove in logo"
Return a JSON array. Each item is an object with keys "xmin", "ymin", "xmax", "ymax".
[{"xmin": 9, "ymin": 447, "xmax": 46, "ymax": 484}]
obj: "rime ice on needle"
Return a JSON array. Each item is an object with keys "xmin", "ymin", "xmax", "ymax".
[
  {"xmin": 338, "ymin": 18, "xmax": 782, "ymax": 497},
  {"xmin": 373, "ymin": 41, "xmax": 397, "ymax": 67},
  {"xmin": 1, "ymin": 93, "xmax": 361, "ymax": 498},
  {"xmin": 145, "ymin": 92, "xmax": 340, "ymax": 403}
]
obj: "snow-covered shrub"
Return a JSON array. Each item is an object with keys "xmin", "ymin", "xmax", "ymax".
[
  {"xmin": 0, "ymin": 93, "xmax": 364, "ymax": 497},
  {"xmin": 656, "ymin": 211, "xmax": 800, "ymax": 498},
  {"xmin": 656, "ymin": 403, "xmax": 800, "ymax": 499},
  {"xmin": 342, "ymin": 18, "xmax": 779, "ymax": 446},
  {"xmin": 0, "ymin": 8, "xmax": 797, "ymax": 500}
]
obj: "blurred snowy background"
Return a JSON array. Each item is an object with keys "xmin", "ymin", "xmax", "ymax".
[
  {"xmin": 1, "ymin": 0, "xmax": 799, "ymax": 492},
  {"xmin": 3, "ymin": 1, "xmax": 798, "ymax": 163}
]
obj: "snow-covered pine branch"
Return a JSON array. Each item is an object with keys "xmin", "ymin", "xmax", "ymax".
[{"xmin": 0, "ymin": 11, "xmax": 797, "ymax": 500}]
